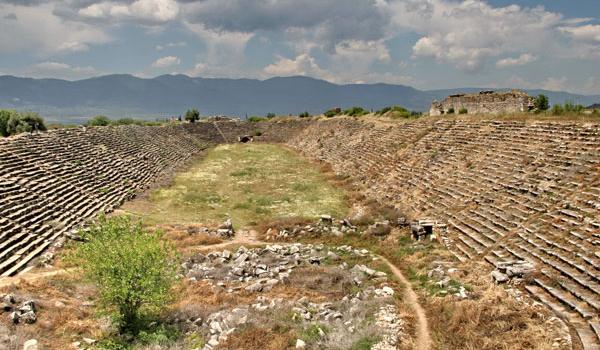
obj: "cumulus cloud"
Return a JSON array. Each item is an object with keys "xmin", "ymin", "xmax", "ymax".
[
  {"xmin": 181, "ymin": 0, "xmax": 391, "ymax": 51},
  {"xmin": 264, "ymin": 54, "xmax": 328, "ymax": 77},
  {"xmin": 496, "ymin": 53, "xmax": 537, "ymax": 68},
  {"xmin": 392, "ymin": 0, "xmax": 564, "ymax": 72},
  {"xmin": 0, "ymin": 3, "xmax": 109, "ymax": 54},
  {"xmin": 77, "ymin": 0, "xmax": 179, "ymax": 23},
  {"xmin": 184, "ymin": 22, "xmax": 254, "ymax": 77},
  {"xmin": 151, "ymin": 55, "xmax": 181, "ymax": 68},
  {"xmin": 559, "ymin": 24, "xmax": 600, "ymax": 43}
]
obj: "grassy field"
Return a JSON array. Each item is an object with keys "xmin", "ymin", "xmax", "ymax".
[{"xmin": 122, "ymin": 143, "xmax": 347, "ymax": 228}]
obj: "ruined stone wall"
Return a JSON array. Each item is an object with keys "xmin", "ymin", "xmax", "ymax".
[{"xmin": 430, "ymin": 91, "xmax": 535, "ymax": 116}]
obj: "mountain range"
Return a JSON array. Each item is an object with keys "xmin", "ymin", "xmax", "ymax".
[{"xmin": 0, "ymin": 74, "xmax": 598, "ymax": 124}]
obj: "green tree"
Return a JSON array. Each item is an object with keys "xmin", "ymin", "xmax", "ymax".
[
  {"xmin": 534, "ymin": 94, "xmax": 549, "ymax": 111},
  {"xmin": 185, "ymin": 109, "xmax": 200, "ymax": 123},
  {"xmin": 298, "ymin": 111, "xmax": 311, "ymax": 118},
  {"xmin": 69, "ymin": 216, "xmax": 178, "ymax": 334},
  {"xmin": 266, "ymin": 113, "xmax": 276, "ymax": 119},
  {"xmin": 87, "ymin": 115, "xmax": 111, "ymax": 126}
]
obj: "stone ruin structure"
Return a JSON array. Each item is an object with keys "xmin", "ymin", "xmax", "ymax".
[
  {"xmin": 430, "ymin": 90, "xmax": 535, "ymax": 116},
  {"xmin": 0, "ymin": 117, "xmax": 599, "ymax": 348}
]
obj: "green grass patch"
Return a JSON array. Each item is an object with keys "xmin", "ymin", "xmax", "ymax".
[
  {"xmin": 122, "ymin": 144, "xmax": 347, "ymax": 228},
  {"xmin": 350, "ymin": 335, "xmax": 380, "ymax": 350}
]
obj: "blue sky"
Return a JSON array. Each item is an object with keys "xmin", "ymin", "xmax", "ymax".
[{"xmin": 0, "ymin": 0, "xmax": 599, "ymax": 94}]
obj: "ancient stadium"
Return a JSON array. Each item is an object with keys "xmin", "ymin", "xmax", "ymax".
[{"xmin": 0, "ymin": 106, "xmax": 598, "ymax": 350}]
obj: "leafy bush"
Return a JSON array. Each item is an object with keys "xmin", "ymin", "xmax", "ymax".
[
  {"xmin": 343, "ymin": 106, "xmax": 368, "ymax": 117},
  {"xmin": 375, "ymin": 106, "xmax": 391, "ymax": 115},
  {"xmin": 185, "ymin": 108, "xmax": 200, "ymax": 123},
  {"xmin": 324, "ymin": 108, "xmax": 342, "ymax": 118},
  {"xmin": 0, "ymin": 110, "xmax": 17, "ymax": 136},
  {"xmin": 551, "ymin": 104, "xmax": 564, "ymax": 115},
  {"xmin": 113, "ymin": 118, "xmax": 140, "ymax": 126},
  {"xmin": 87, "ymin": 115, "xmax": 111, "ymax": 126},
  {"xmin": 266, "ymin": 113, "xmax": 276, "ymax": 119},
  {"xmin": 534, "ymin": 94, "xmax": 549, "ymax": 111},
  {"xmin": 248, "ymin": 116, "xmax": 266, "ymax": 122},
  {"xmin": 5, "ymin": 111, "xmax": 46, "ymax": 135},
  {"xmin": 298, "ymin": 111, "xmax": 311, "ymax": 118},
  {"xmin": 68, "ymin": 216, "xmax": 178, "ymax": 334},
  {"xmin": 446, "ymin": 107, "xmax": 455, "ymax": 114},
  {"xmin": 458, "ymin": 108, "xmax": 468, "ymax": 114}
]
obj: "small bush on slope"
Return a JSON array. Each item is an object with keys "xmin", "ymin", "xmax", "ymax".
[{"xmin": 68, "ymin": 216, "xmax": 179, "ymax": 335}]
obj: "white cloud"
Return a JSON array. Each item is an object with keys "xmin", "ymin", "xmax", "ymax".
[
  {"xmin": 29, "ymin": 61, "xmax": 98, "ymax": 80},
  {"xmin": 57, "ymin": 41, "xmax": 90, "ymax": 53},
  {"xmin": 184, "ymin": 22, "xmax": 254, "ymax": 77},
  {"xmin": 496, "ymin": 53, "xmax": 537, "ymax": 68},
  {"xmin": 392, "ymin": 0, "xmax": 564, "ymax": 72},
  {"xmin": 264, "ymin": 54, "xmax": 328, "ymax": 77},
  {"xmin": 559, "ymin": 24, "xmax": 600, "ymax": 43},
  {"xmin": 0, "ymin": 3, "xmax": 109, "ymax": 55},
  {"xmin": 155, "ymin": 41, "xmax": 186, "ymax": 51},
  {"xmin": 186, "ymin": 63, "xmax": 207, "ymax": 77},
  {"xmin": 151, "ymin": 55, "xmax": 180, "ymax": 68},
  {"xmin": 78, "ymin": 0, "xmax": 179, "ymax": 24}
]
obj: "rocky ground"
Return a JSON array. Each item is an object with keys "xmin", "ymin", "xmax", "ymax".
[{"xmin": 178, "ymin": 243, "xmax": 407, "ymax": 349}]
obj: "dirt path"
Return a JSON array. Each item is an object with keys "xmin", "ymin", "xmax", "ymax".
[{"xmin": 379, "ymin": 255, "xmax": 433, "ymax": 350}]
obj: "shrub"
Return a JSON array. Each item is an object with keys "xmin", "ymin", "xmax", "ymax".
[
  {"xmin": 447, "ymin": 107, "xmax": 455, "ymax": 114},
  {"xmin": 458, "ymin": 108, "xmax": 468, "ymax": 114},
  {"xmin": 343, "ymin": 106, "xmax": 368, "ymax": 117},
  {"xmin": 68, "ymin": 216, "xmax": 178, "ymax": 334},
  {"xmin": 87, "ymin": 115, "xmax": 111, "ymax": 126},
  {"xmin": 248, "ymin": 116, "xmax": 266, "ymax": 122},
  {"xmin": 112, "ymin": 118, "xmax": 141, "ymax": 126},
  {"xmin": 375, "ymin": 106, "xmax": 391, "ymax": 115},
  {"xmin": 324, "ymin": 108, "xmax": 342, "ymax": 118},
  {"xmin": 551, "ymin": 104, "xmax": 564, "ymax": 115},
  {"xmin": 563, "ymin": 101, "xmax": 584, "ymax": 113},
  {"xmin": 266, "ymin": 113, "xmax": 276, "ymax": 119},
  {"xmin": 298, "ymin": 111, "xmax": 311, "ymax": 118},
  {"xmin": 534, "ymin": 94, "xmax": 549, "ymax": 111},
  {"xmin": 6, "ymin": 111, "xmax": 46, "ymax": 135},
  {"xmin": 0, "ymin": 110, "xmax": 18, "ymax": 136},
  {"xmin": 185, "ymin": 108, "xmax": 200, "ymax": 123}
]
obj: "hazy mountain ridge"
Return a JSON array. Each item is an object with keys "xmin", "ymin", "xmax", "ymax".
[{"xmin": 1, "ymin": 74, "xmax": 598, "ymax": 124}]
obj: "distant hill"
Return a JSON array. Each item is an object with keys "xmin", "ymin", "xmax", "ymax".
[
  {"xmin": 587, "ymin": 103, "xmax": 600, "ymax": 109},
  {"xmin": 0, "ymin": 74, "xmax": 598, "ymax": 124}
]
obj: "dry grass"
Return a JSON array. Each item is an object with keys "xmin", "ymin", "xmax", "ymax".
[
  {"xmin": 427, "ymin": 285, "xmax": 558, "ymax": 350},
  {"xmin": 218, "ymin": 326, "xmax": 295, "ymax": 350},
  {"xmin": 160, "ymin": 224, "xmax": 223, "ymax": 255},
  {"xmin": 0, "ymin": 274, "xmax": 101, "ymax": 350}
]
